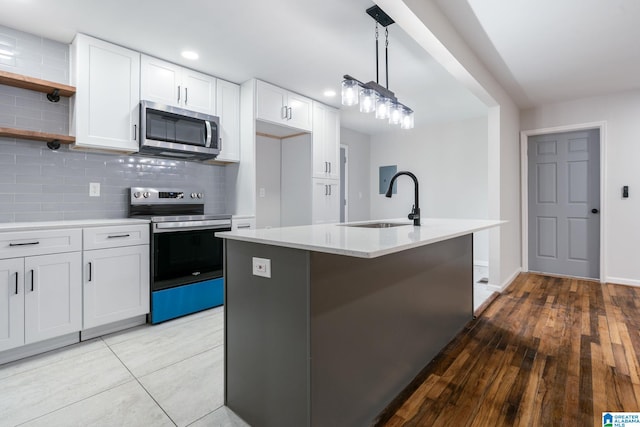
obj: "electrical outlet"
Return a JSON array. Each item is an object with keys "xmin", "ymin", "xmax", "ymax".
[
  {"xmin": 89, "ymin": 182, "xmax": 100, "ymax": 197},
  {"xmin": 252, "ymin": 257, "xmax": 271, "ymax": 278},
  {"xmin": 259, "ymin": 188, "xmax": 266, "ymax": 198}
]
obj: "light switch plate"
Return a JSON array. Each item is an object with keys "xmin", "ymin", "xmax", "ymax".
[
  {"xmin": 89, "ymin": 182, "xmax": 100, "ymax": 197},
  {"xmin": 252, "ymin": 257, "xmax": 271, "ymax": 278}
]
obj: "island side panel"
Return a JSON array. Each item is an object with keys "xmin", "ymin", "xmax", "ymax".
[
  {"xmin": 224, "ymin": 240, "xmax": 311, "ymax": 427},
  {"xmin": 309, "ymin": 234, "xmax": 473, "ymax": 427}
]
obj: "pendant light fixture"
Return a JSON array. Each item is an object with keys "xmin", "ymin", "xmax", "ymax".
[{"xmin": 342, "ymin": 5, "xmax": 414, "ymax": 129}]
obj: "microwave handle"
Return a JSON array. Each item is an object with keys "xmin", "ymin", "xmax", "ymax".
[{"xmin": 205, "ymin": 121, "xmax": 212, "ymax": 147}]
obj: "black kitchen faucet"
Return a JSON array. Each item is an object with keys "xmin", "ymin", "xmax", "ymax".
[{"xmin": 385, "ymin": 171, "xmax": 420, "ymax": 226}]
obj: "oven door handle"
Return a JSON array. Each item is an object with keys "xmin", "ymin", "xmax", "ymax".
[{"xmin": 154, "ymin": 220, "xmax": 231, "ymax": 232}]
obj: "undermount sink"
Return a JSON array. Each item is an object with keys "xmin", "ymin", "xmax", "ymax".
[{"xmin": 343, "ymin": 222, "xmax": 412, "ymax": 228}]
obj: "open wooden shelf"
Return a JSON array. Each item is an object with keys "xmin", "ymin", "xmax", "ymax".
[
  {"xmin": 0, "ymin": 127, "xmax": 75, "ymax": 144},
  {"xmin": 0, "ymin": 71, "xmax": 76, "ymax": 149},
  {"xmin": 0, "ymin": 70, "xmax": 75, "ymax": 98}
]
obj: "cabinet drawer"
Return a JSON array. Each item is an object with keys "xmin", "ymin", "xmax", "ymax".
[
  {"xmin": 83, "ymin": 225, "xmax": 150, "ymax": 250},
  {"xmin": 0, "ymin": 229, "xmax": 82, "ymax": 259}
]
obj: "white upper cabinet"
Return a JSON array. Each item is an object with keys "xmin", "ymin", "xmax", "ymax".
[
  {"xmin": 141, "ymin": 55, "xmax": 216, "ymax": 115},
  {"xmin": 215, "ymin": 79, "xmax": 241, "ymax": 162},
  {"xmin": 312, "ymin": 102, "xmax": 340, "ymax": 180},
  {"xmin": 256, "ymin": 80, "xmax": 312, "ymax": 132},
  {"xmin": 71, "ymin": 34, "xmax": 140, "ymax": 153}
]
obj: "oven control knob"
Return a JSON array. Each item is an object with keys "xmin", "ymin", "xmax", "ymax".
[
  {"xmin": 191, "ymin": 192, "xmax": 197, "ymax": 199},
  {"xmin": 143, "ymin": 192, "xmax": 150, "ymax": 198},
  {"xmin": 133, "ymin": 192, "xmax": 141, "ymax": 198},
  {"xmin": 197, "ymin": 193, "xmax": 203, "ymax": 199}
]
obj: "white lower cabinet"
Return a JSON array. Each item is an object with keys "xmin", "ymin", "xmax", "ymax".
[
  {"xmin": 83, "ymin": 245, "xmax": 149, "ymax": 329},
  {"xmin": 0, "ymin": 258, "xmax": 24, "ymax": 352},
  {"xmin": 0, "ymin": 242, "xmax": 82, "ymax": 353},
  {"xmin": 82, "ymin": 224, "xmax": 150, "ymax": 330},
  {"xmin": 25, "ymin": 252, "xmax": 82, "ymax": 344}
]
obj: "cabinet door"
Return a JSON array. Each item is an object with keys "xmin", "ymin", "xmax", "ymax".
[
  {"xmin": 24, "ymin": 252, "xmax": 82, "ymax": 344},
  {"xmin": 83, "ymin": 245, "xmax": 150, "ymax": 329},
  {"xmin": 182, "ymin": 69, "xmax": 217, "ymax": 115},
  {"xmin": 324, "ymin": 106, "xmax": 340, "ymax": 180},
  {"xmin": 312, "ymin": 179, "xmax": 340, "ymax": 224},
  {"xmin": 72, "ymin": 34, "xmax": 140, "ymax": 153},
  {"xmin": 0, "ymin": 258, "xmax": 24, "ymax": 352},
  {"xmin": 312, "ymin": 103, "xmax": 339, "ymax": 179},
  {"xmin": 256, "ymin": 80, "xmax": 287, "ymax": 125},
  {"xmin": 215, "ymin": 80, "xmax": 240, "ymax": 162},
  {"xmin": 140, "ymin": 55, "xmax": 182, "ymax": 107},
  {"xmin": 287, "ymin": 92, "xmax": 313, "ymax": 132}
]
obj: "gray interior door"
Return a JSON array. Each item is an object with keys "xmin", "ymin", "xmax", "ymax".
[{"xmin": 528, "ymin": 129, "xmax": 600, "ymax": 279}]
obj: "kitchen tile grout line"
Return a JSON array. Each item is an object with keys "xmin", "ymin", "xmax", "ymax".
[{"xmin": 101, "ymin": 336, "xmax": 178, "ymax": 427}]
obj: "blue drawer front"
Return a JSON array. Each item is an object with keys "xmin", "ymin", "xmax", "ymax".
[{"xmin": 151, "ymin": 278, "xmax": 224, "ymax": 324}]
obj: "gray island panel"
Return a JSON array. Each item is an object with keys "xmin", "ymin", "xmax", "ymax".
[{"xmin": 224, "ymin": 234, "xmax": 473, "ymax": 427}]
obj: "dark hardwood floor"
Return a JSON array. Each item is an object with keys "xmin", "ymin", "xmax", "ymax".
[{"xmin": 376, "ymin": 273, "xmax": 640, "ymax": 426}]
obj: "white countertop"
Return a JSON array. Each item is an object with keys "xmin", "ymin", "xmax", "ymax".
[
  {"xmin": 217, "ymin": 218, "xmax": 504, "ymax": 258},
  {"xmin": 0, "ymin": 218, "xmax": 150, "ymax": 232}
]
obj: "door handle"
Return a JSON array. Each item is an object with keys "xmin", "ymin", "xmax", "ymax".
[{"xmin": 591, "ymin": 208, "xmax": 599, "ymax": 214}]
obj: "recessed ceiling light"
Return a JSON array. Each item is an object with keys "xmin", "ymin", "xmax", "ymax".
[
  {"xmin": 323, "ymin": 89, "xmax": 336, "ymax": 97},
  {"xmin": 181, "ymin": 50, "xmax": 199, "ymax": 60}
]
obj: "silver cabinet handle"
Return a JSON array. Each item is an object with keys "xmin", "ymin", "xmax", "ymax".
[
  {"xmin": 328, "ymin": 162, "xmax": 331, "ymax": 174},
  {"xmin": 281, "ymin": 105, "xmax": 288, "ymax": 119},
  {"xmin": 9, "ymin": 241, "xmax": 39, "ymax": 247},
  {"xmin": 219, "ymin": 137, "xmax": 223, "ymax": 152},
  {"xmin": 287, "ymin": 107, "xmax": 292, "ymax": 120},
  {"xmin": 14, "ymin": 272, "xmax": 18, "ymax": 295},
  {"xmin": 237, "ymin": 224, "xmax": 251, "ymax": 229},
  {"xmin": 107, "ymin": 234, "xmax": 130, "ymax": 239},
  {"xmin": 30, "ymin": 269, "xmax": 34, "ymax": 292},
  {"xmin": 177, "ymin": 85, "xmax": 181, "ymax": 103},
  {"xmin": 185, "ymin": 87, "xmax": 188, "ymax": 105},
  {"xmin": 328, "ymin": 185, "xmax": 332, "ymax": 196}
]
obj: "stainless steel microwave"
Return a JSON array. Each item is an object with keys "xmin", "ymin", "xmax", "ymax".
[{"xmin": 139, "ymin": 100, "xmax": 220, "ymax": 161}]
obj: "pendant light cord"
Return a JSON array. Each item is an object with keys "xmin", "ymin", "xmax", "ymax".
[
  {"xmin": 385, "ymin": 27, "xmax": 389, "ymax": 90},
  {"xmin": 375, "ymin": 18, "xmax": 379, "ymax": 84}
]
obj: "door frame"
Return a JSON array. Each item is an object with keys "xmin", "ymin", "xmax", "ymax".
[{"xmin": 520, "ymin": 121, "xmax": 607, "ymax": 282}]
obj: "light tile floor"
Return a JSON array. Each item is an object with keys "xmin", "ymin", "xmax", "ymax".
[
  {"xmin": 1, "ymin": 266, "xmax": 495, "ymax": 427},
  {"xmin": 0, "ymin": 306, "xmax": 249, "ymax": 427}
]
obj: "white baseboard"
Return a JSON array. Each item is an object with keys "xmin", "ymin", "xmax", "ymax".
[
  {"xmin": 606, "ymin": 276, "xmax": 640, "ymax": 287},
  {"xmin": 0, "ymin": 333, "xmax": 79, "ymax": 366},
  {"xmin": 474, "ymin": 260, "xmax": 489, "ymax": 267},
  {"xmin": 492, "ymin": 267, "xmax": 522, "ymax": 292},
  {"xmin": 81, "ymin": 315, "xmax": 147, "ymax": 341}
]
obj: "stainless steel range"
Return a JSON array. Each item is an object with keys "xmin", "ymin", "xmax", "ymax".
[{"xmin": 129, "ymin": 187, "xmax": 231, "ymax": 324}]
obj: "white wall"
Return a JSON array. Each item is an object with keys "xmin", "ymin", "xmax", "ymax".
[
  {"xmin": 369, "ymin": 117, "xmax": 489, "ymax": 264},
  {"xmin": 340, "ymin": 127, "xmax": 371, "ymax": 222},
  {"xmin": 521, "ymin": 90, "xmax": 640, "ymax": 285},
  {"xmin": 255, "ymin": 135, "xmax": 281, "ymax": 228}
]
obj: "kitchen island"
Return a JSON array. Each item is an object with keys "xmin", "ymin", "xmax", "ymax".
[{"xmin": 217, "ymin": 218, "xmax": 502, "ymax": 427}]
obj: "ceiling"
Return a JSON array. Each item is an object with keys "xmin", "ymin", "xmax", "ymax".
[
  {"xmin": 436, "ymin": 0, "xmax": 640, "ymax": 109},
  {"xmin": 4, "ymin": 1, "xmax": 630, "ymax": 131},
  {"xmin": 0, "ymin": 0, "xmax": 488, "ymax": 135}
]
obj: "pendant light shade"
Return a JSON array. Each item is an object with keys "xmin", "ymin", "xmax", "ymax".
[
  {"xmin": 401, "ymin": 108, "xmax": 415, "ymax": 129},
  {"xmin": 389, "ymin": 102, "xmax": 404, "ymax": 125},
  {"xmin": 375, "ymin": 96, "xmax": 392, "ymax": 119},
  {"xmin": 341, "ymin": 78, "xmax": 359, "ymax": 106},
  {"xmin": 359, "ymin": 88, "xmax": 376, "ymax": 113}
]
